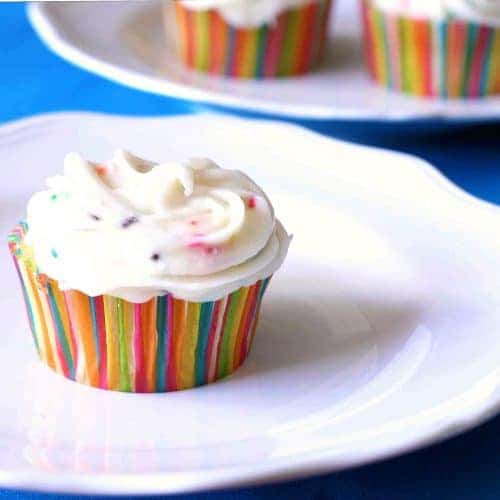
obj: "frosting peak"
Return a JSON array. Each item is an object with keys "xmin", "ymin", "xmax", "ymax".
[
  {"xmin": 374, "ymin": 0, "xmax": 500, "ymax": 24},
  {"xmin": 26, "ymin": 151, "xmax": 290, "ymax": 302},
  {"xmin": 180, "ymin": 0, "xmax": 319, "ymax": 27}
]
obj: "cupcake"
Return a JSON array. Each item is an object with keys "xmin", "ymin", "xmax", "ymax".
[
  {"xmin": 167, "ymin": 0, "xmax": 333, "ymax": 77},
  {"xmin": 360, "ymin": 0, "xmax": 500, "ymax": 97},
  {"xmin": 8, "ymin": 151, "xmax": 290, "ymax": 392}
]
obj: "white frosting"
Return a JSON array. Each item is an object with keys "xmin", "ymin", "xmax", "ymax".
[
  {"xmin": 373, "ymin": 0, "xmax": 500, "ymax": 25},
  {"xmin": 180, "ymin": 0, "xmax": 318, "ymax": 27},
  {"xmin": 26, "ymin": 151, "xmax": 290, "ymax": 303}
]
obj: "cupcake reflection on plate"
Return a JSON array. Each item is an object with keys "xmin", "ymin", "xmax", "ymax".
[
  {"xmin": 360, "ymin": 0, "xmax": 500, "ymax": 98},
  {"xmin": 166, "ymin": 0, "xmax": 333, "ymax": 78},
  {"xmin": 8, "ymin": 151, "xmax": 290, "ymax": 392}
]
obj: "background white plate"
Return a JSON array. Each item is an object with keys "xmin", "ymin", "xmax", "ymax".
[
  {"xmin": 1, "ymin": 112, "xmax": 500, "ymax": 495},
  {"xmin": 27, "ymin": 1, "xmax": 500, "ymax": 121}
]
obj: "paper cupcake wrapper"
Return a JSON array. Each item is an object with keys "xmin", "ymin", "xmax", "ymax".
[
  {"xmin": 360, "ymin": 0, "xmax": 500, "ymax": 98},
  {"xmin": 8, "ymin": 223, "xmax": 271, "ymax": 392},
  {"xmin": 172, "ymin": 0, "xmax": 332, "ymax": 78}
]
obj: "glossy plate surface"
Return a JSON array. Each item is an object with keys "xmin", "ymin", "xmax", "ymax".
[
  {"xmin": 27, "ymin": 1, "xmax": 500, "ymax": 121},
  {"xmin": 1, "ymin": 113, "xmax": 500, "ymax": 494}
]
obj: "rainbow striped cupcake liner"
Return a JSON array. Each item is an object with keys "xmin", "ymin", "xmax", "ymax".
[
  {"xmin": 360, "ymin": 0, "xmax": 500, "ymax": 98},
  {"xmin": 172, "ymin": 0, "xmax": 332, "ymax": 78},
  {"xmin": 8, "ymin": 222, "xmax": 271, "ymax": 392}
]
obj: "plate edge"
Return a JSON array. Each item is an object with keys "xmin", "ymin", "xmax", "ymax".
[
  {"xmin": 1, "ymin": 110, "xmax": 500, "ymax": 494},
  {"xmin": 27, "ymin": 4, "xmax": 500, "ymax": 122}
]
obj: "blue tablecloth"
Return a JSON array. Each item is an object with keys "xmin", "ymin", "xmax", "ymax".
[{"xmin": 2, "ymin": 4, "xmax": 500, "ymax": 500}]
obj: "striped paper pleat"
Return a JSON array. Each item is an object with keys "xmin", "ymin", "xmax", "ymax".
[
  {"xmin": 173, "ymin": 0, "xmax": 332, "ymax": 78},
  {"xmin": 360, "ymin": 0, "xmax": 500, "ymax": 98},
  {"xmin": 8, "ymin": 224, "xmax": 271, "ymax": 393}
]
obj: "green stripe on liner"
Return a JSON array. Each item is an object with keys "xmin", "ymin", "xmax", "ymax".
[
  {"xmin": 217, "ymin": 290, "xmax": 241, "ymax": 379},
  {"xmin": 278, "ymin": 8, "xmax": 300, "ymax": 76},
  {"xmin": 116, "ymin": 299, "xmax": 132, "ymax": 392},
  {"xmin": 375, "ymin": 8, "xmax": 391, "ymax": 87},
  {"xmin": 399, "ymin": 17, "xmax": 410, "ymax": 94},
  {"xmin": 195, "ymin": 10, "xmax": 210, "ymax": 71},
  {"xmin": 47, "ymin": 283, "xmax": 74, "ymax": 377},
  {"xmin": 461, "ymin": 24, "xmax": 478, "ymax": 97}
]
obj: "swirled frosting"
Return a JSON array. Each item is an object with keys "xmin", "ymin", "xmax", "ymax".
[
  {"xmin": 26, "ymin": 151, "xmax": 290, "ymax": 302},
  {"xmin": 374, "ymin": 0, "xmax": 500, "ymax": 25},
  {"xmin": 179, "ymin": 0, "xmax": 319, "ymax": 27}
]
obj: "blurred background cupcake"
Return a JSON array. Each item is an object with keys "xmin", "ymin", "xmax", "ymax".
[
  {"xmin": 360, "ymin": 0, "xmax": 500, "ymax": 98},
  {"xmin": 166, "ymin": 0, "xmax": 333, "ymax": 78}
]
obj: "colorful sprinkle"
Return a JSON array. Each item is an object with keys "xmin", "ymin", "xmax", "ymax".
[
  {"xmin": 205, "ymin": 246, "xmax": 218, "ymax": 256},
  {"xmin": 151, "ymin": 253, "xmax": 160, "ymax": 261},
  {"xmin": 95, "ymin": 165, "xmax": 107, "ymax": 176},
  {"xmin": 248, "ymin": 196, "xmax": 256, "ymax": 209},
  {"xmin": 9, "ymin": 222, "xmax": 271, "ymax": 392},
  {"xmin": 36, "ymin": 273, "xmax": 48, "ymax": 289},
  {"xmin": 188, "ymin": 241, "xmax": 219, "ymax": 256},
  {"xmin": 89, "ymin": 214, "xmax": 101, "ymax": 221},
  {"xmin": 50, "ymin": 194, "xmax": 58, "ymax": 201},
  {"xmin": 51, "ymin": 248, "xmax": 58, "ymax": 258},
  {"xmin": 121, "ymin": 216, "xmax": 138, "ymax": 228}
]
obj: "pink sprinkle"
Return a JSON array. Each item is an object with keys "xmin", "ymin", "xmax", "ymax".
[
  {"xmin": 95, "ymin": 165, "xmax": 107, "ymax": 176},
  {"xmin": 248, "ymin": 196, "xmax": 256, "ymax": 209},
  {"xmin": 188, "ymin": 240, "xmax": 219, "ymax": 256},
  {"xmin": 189, "ymin": 220, "xmax": 198, "ymax": 226},
  {"xmin": 205, "ymin": 246, "xmax": 218, "ymax": 256}
]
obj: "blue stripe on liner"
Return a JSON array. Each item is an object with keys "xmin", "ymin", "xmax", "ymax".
[
  {"xmin": 155, "ymin": 295, "xmax": 167, "ymax": 392},
  {"xmin": 89, "ymin": 296, "xmax": 100, "ymax": 368},
  {"xmin": 225, "ymin": 27, "xmax": 236, "ymax": 76},
  {"xmin": 195, "ymin": 301, "xmax": 215, "ymax": 386},
  {"xmin": 255, "ymin": 25, "xmax": 267, "ymax": 79}
]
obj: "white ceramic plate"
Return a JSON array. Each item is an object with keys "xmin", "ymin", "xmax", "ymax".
[
  {"xmin": 27, "ymin": 1, "xmax": 500, "ymax": 122},
  {"xmin": 1, "ymin": 112, "xmax": 500, "ymax": 495}
]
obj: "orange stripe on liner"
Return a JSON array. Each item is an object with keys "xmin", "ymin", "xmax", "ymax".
[{"xmin": 64, "ymin": 290, "xmax": 99, "ymax": 387}]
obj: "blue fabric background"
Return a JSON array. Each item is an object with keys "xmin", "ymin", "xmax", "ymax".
[{"xmin": 2, "ymin": 3, "xmax": 500, "ymax": 499}]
